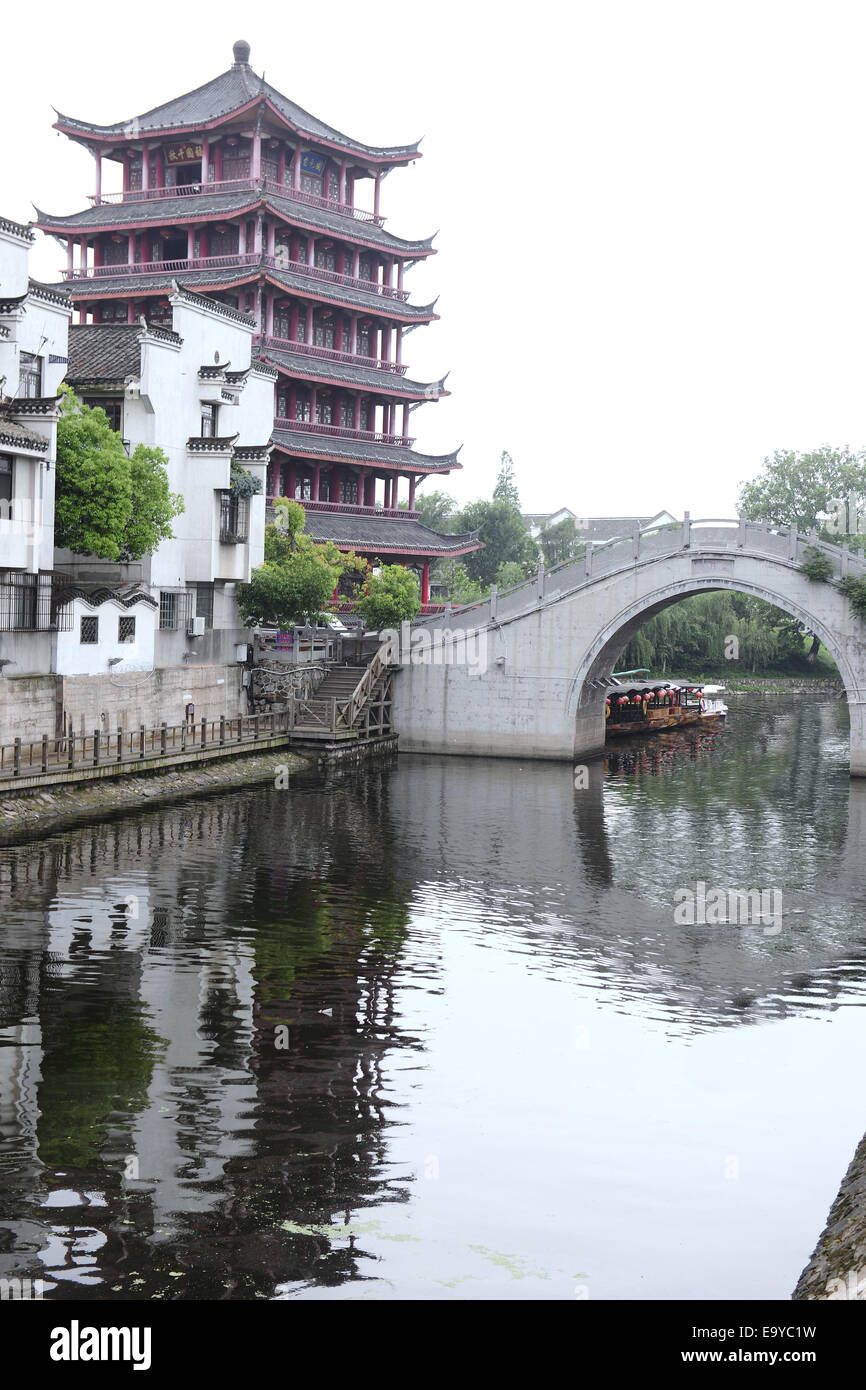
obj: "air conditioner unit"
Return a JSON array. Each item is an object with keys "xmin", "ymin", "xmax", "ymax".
[{"xmin": 188, "ymin": 616, "xmax": 206, "ymax": 637}]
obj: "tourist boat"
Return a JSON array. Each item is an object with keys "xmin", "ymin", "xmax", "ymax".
[{"xmin": 605, "ymin": 669, "xmax": 728, "ymax": 738}]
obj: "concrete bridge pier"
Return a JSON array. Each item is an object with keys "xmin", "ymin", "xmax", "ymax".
[{"xmin": 847, "ymin": 701, "xmax": 866, "ymax": 778}]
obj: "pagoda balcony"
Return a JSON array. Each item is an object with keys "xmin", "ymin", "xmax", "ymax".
[
  {"xmin": 253, "ymin": 333, "xmax": 409, "ymax": 375},
  {"xmin": 262, "ymin": 254, "xmax": 409, "ymax": 301},
  {"xmin": 273, "ymin": 415, "xmax": 414, "ymax": 447},
  {"xmin": 267, "ymin": 499, "xmax": 418, "ymax": 521},
  {"xmin": 62, "ymin": 251, "xmax": 410, "ymax": 303},
  {"xmin": 63, "ymin": 252, "xmax": 261, "ymax": 280},
  {"xmin": 87, "ymin": 178, "xmax": 385, "ymax": 226}
]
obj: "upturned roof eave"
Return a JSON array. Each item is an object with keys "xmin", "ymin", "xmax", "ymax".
[
  {"xmin": 52, "ymin": 91, "xmax": 420, "ymax": 167},
  {"xmin": 33, "ymin": 194, "xmax": 436, "ymax": 256},
  {"xmin": 263, "ymin": 353, "xmax": 450, "ymax": 402}
]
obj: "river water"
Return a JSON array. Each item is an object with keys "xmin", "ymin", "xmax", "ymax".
[{"xmin": 1, "ymin": 692, "xmax": 865, "ymax": 1301}]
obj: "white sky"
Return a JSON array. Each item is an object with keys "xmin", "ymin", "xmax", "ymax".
[{"xmin": 3, "ymin": 0, "xmax": 866, "ymax": 520}]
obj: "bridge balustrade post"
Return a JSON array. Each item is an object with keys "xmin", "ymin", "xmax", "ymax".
[
  {"xmin": 489, "ymin": 583, "xmax": 498, "ymax": 619},
  {"xmin": 633, "ymin": 524, "xmax": 641, "ymax": 561},
  {"xmin": 737, "ymin": 515, "xmax": 746, "ymax": 548},
  {"xmin": 682, "ymin": 511, "xmax": 691, "ymax": 549},
  {"xmin": 841, "ymin": 543, "xmax": 850, "ymax": 577},
  {"xmin": 536, "ymin": 561, "xmax": 545, "ymax": 601},
  {"xmin": 584, "ymin": 541, "xmax": 593, "ymax": 579},
  {"xmin": 788, "ymin": 525, "xmax": 798, "ymax": 560},
  {"xmin": 809, "ymin": 527, "xmax": 818, "ymax": 546}
]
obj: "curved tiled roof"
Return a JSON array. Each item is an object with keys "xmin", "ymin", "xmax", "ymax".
[
  {"xmin": 271, "ymin": 425, "xmax": 461, "ymax": 473},
  {"xmin": 53, "ymin": 46, "xmax": 419, "ymax": 164},
  {"xmin": 34, "ymin": 188, "xmax": 434, "ymax": 257},
  {"xmin": 262, "ymin": 344, "xmax": 448, "ymax": 400},
  {"xmin": 55, "ymin": 262, "xmax": 438, "ymax": 323},
  {"xmin": 66, "ymin": 323, "xmax": 143, "ymax": 382},
  {"xmin": 303, "ymin": 511, "xmax": 480, "ymax": 556}
]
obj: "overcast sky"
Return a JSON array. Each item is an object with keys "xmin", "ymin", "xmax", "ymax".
[{"xmin": 4, "ymin": 0, "xmax": 866, "ymax": 520}]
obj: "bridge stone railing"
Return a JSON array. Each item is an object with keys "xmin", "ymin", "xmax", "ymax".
[{"xmin": 415, "ymin": 517, "xmax": 866, "ymax": 632}]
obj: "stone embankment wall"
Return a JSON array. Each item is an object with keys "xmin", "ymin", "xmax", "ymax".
[
  {"xmin": 0, "ymin": 665, "xmax": 246, "ymax": 746},
  {"xmin": 793, "ymin": 1130, "xmax": 866, "ymax": 1299},
  {"xmin": 0, "ymin": 747, "xmax": 313, "ymax": 843}
]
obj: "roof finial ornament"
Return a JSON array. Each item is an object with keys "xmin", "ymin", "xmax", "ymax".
[{"xmin": 232, "ymin": 39, "xmax": 251, "ymax": 68}]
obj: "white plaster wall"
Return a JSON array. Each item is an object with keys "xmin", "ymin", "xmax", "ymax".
[{"xmin": 55, "ymin": 598, "xmax": 157, "ymax": 676}]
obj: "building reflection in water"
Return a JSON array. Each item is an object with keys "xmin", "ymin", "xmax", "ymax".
[{"xmin": 0, "ymin": 694, "xmax": 865, "ymax": 1298}]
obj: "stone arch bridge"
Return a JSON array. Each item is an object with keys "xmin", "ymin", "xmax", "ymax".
[{"xmin": 390, "ymin": 517, "xmax": 866, "ymax": 775}]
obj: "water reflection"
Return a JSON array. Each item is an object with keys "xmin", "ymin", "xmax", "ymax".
[{"xmin": 0, "ymin": 693, "xmax": 865, "ymax": 1299}]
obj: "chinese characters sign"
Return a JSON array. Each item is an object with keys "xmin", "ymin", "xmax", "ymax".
[{"xmin": 166, "ymin": 143, "xmax": 203, "ymax": 164}]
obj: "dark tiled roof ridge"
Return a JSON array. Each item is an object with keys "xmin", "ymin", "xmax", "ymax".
[{"xmin": 53, "ymin": 58, "xmax": 419, "ymax": 162}]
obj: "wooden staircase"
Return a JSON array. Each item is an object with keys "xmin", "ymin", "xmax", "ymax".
[{"xmin": 290, "ymin": 658, "xmax": 394, "ymax": 741}]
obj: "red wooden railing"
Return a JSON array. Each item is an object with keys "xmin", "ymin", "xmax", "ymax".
[
  {"xmin": 267, "ymin": 499, "xmax": 417, "ymax": 520},
  {"xmin": 262, "ymin": 253, "xmax": 409, "ymax": 301},
  {"xmin": 273, "ymin": 415, "xmax": 413, "ymax": 447},
  {"xmin": 64, "ymin": 252, "xmax": 260, "ymax": 280},
  {"xmin": 87, "ymin": 178, "xmax": 384, "ymax": 225},
  {"xmin": 252, "ymin": 334, "xmax": 408, "ymax": 375}
]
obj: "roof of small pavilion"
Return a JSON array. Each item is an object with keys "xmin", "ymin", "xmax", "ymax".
[
  {"xmin": 271, "ymin": 426, "xmax": 461, "ymax": 473},
  {"xmin": 303, "ymin": 512, "xmax": 480, "ymax": 557},
  {"xmin": 53, "ymin": 41, "xmax": 420, "ymax": 166}
]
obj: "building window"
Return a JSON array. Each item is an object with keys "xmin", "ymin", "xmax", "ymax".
[
  {"xmin": 194, "ymin": 582, "xmax": 214, "ymax": 629},
  {"xmin": 313, "ymin": 317, "xmax": 336, "ymax": 349},
  {"xmin": 301, "ymin": 172, "xmax": 323, "ymax": 198},
  {"xmin": 80, "ymin": 615, "xmax": 99, "ymax": 644},
  {"xmin": 201, "ymin": 402, "xmax": 218, "ymax": 437},
  {"xmin": 315, "ymin": 247, "xmax": 336, "ymax": 272},
  {"xmin": 83, "ymin": 397, "xmax": 122, "ymax": 432},
  {"xmin": 98, "ymin": 302, "xmax": 129, "ymax": 324},
  {"xmin": 219, "ymin": 491, "xmax": 249, "ymax": 543},
  {"xmin": 118, "ymin": 615, "xmax": 136, "ymax": 643},
  {"xmin": 342, "ymin": 475, "xmax": 359, "ymax": 505},
  {"xmin": 357, "ymin": 324, "xmax": 371, "ymax": 356},
  {"xmin": 339, "ymin": 401, "xmax": 354, "ymax": 429},
  {"xmin": 18, "ymin": 352, "xmax": 42, "ymax": 399},
  {"xmin": 328, "ymin": 169, "xmax": 340, "ymax": 202},
  {"xmin": 315, "ymin": 400, "xmax": 333, "ymax": 425},
  {"xmin": 294, "ymin": 393, "xmax": 311, "ymax": 423},
  {"xmin": 159, "ymin": 591, "xmax": 178, "ymax": 630},
  {"xmin": 0, "ymin": 456, "xmax": 12, "ymax": 508},
  {"xmin": 358, "ymin": 256, "xmax": 373, "ymax": 282}
]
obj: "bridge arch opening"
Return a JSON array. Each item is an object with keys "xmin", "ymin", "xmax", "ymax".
[{"xmin": 572, "ymin": 576, "xmax": 858, "ymax": 767}]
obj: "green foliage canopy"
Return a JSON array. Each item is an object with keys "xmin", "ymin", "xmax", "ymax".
[
  {"xmin": 55, "ymin": 389, "xmax": 183, "ymax": 561},
  {"xmin": 357, "ymin": 564, "xmax": 421, "ymax": 629}
]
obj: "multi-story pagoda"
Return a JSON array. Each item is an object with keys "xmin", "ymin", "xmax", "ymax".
[{"xmin": 36, "ymin": 39, "xmax": 479, "ymax": 609}]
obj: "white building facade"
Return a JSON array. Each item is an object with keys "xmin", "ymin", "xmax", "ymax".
[
  {"xmin": 60, "ymin": 282, "xmax": 274, "ymax": 670},
  {"xmin": 0, "ymin": 216, "xmax": 72, "ymax": 674}
]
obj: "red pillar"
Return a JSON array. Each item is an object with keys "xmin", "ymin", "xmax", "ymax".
[
  {"xmin": 374, "ymin": 170, "xmax": 382, "ymax": 218},
  {"xmin": 392, "ymin": 475, "xmax": 399, "ymax": 509},
  {"xmin": 402, "ymin": 401, "xmax": 410, "ymax": 441},
  {"xmin": 94, "ymin": 152, "xmax": 102, "ymax": 201},
  {"xmin": 421, "ymin": 562, "xmax": 430, "ymax": 606},
  {"xmin": 312, "ymin": 466, "xmax": 321, "ymax": 501},
  {"xmin": 201, "ymin": 139, "xmax": 209, "ymax": 187},
  {"xmin": 142, "ymin": 148, "xmax": 150, "ymax": 192},
  {"xmin": 287, "ymin": 465, "xmax": 296, "ymax": 498},
  {"xmin": 252, "ymin": 129, "xmax": 262, "ymax": 181},
  {"xmin": 409, "ymin": 475, "xmax": 417, "ymax": 511}
]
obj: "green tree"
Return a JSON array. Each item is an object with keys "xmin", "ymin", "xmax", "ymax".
[
  {"xmin": 492, "ymin": 450, "xmax": 520, "ymax": 509},
  {"xmin": 239, "ymin": 499, "xmax": 351, "ymax": 625},
  {"xmin": 357, "ymin": 564, "xmax": 421, "ymax": 629},
  {"xmin": 494, "ymin": 561, "xmax": 526, "ymax": 590},
  {"xmin": 455, "ymin": 498, "xmax": 538, "ymax": 587},
  {"xmin": 404, "ymin": 488, "xmax": 459, "ymax": 532},
  {"xmin": 55, "ymin": 389, "xmax": 183, "ymax": 560},
  {"xmin": 122, "ymin": 445, "xmax": 185, "ymax": 562},
  {"xmin": 738, "ymin": 447, "xmax": 866, "ymax": 532},
  {"xmin": 539, "ymin": 516, "xmax": 582, "ymax": 567}
]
